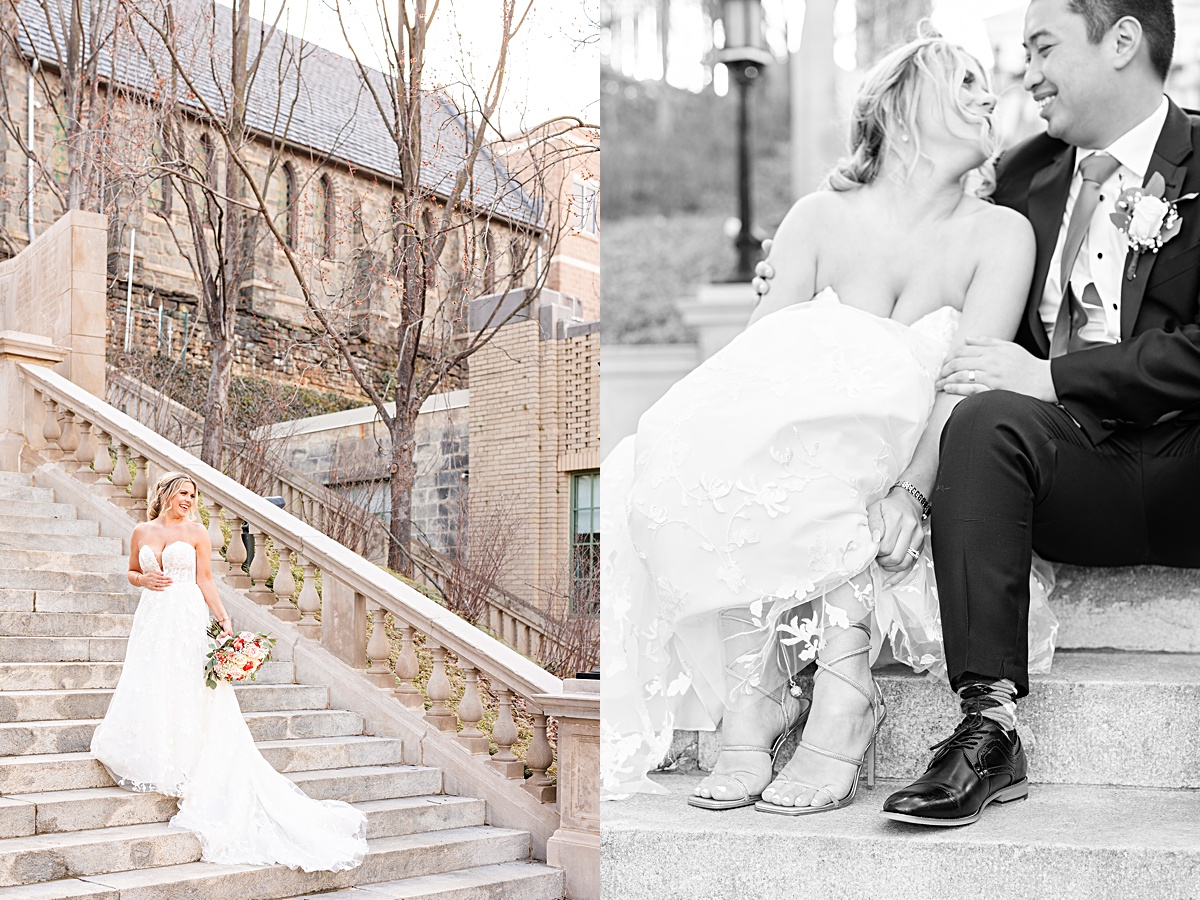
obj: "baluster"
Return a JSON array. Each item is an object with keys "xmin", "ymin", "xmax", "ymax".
[
  {"xmin": 207, "ymin": 503, "xmax": 228, "ymax": 577},
  {"xmin": 130, "ymin": 454, "xmax": 148, "ymax": 515},
  {"xmin": 529, "ymin": 629, "xmax": 542, "ymax": 662},
  {"xmin": 365, "ymin": 601, "xmax": 393, "ymax": 687},
  {"xmin": 524, "ymin": 712, "xmax": 557, "ymax": 803},
  {"xmin": 224, "ymin": 515, "xmax": 249, "ymax": 588},
  {"xmin": 392, "ymin": 624, "xmax": 424, "ymax": 709},
  {"xmin": 271, "ymin": 545, "xmax": 299, "ymax": 621},
  {"xmin": 503, "ymin": 614, "xmax": 516, "ymax": 649},
  {"xmin": 296, "ymin": 557, "xmax": 321, "ymax": 639},
  {"xmin": 57, "ymin": 408, "xmax": 79, "ymax": 467},
  {"xmin": 73, "ymin": 420, "xmax": 97, "ymax": 481},
  {"xmin": 247, "ymin": 525, "xmax": 274, "ymax": 605},
  {"xmin": 41, "ymin": 394, "xmax": 62, "ymax": 455},
  {"xmin": 92, "ymin": 430, "xmax": 114, "ymax": 486},
  {"xmin": 424, "ymin": 644, "xmax": 456, "ymax": 732},
  {"xmin": 516, "ymin": 623, "xmax": 530, "ymax": 657},
  {"xmin": 490, "ymin": 685, "xmax": 525, "ymax": 778},
  {"xmin": 456, "ymin": 663, "xmax": 488, "ymax": 754},
  {"xmin": 489, "ymin": 606, "xmax": 501, "ymax": 637},
  {"xmin": 111, "ymin": 441, "xmax": 132, "ymax": 506}
]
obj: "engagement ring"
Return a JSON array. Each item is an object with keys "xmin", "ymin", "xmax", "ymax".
[
  {"xmin": 906, "ymin": 547, "xmax": 920, "ymax": 561},
  {"xmin": 968, "ymin": 369, "xmax": 976, "ymax": 383}
]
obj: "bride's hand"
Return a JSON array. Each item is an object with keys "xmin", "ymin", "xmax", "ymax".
[
  {"xmin": 868, "ymin": 491, "xmax": 925, "ymax": 585},
  {"xmin": 141, "ymin": 572, "xmax": 173, "ymax": 591},
  {"xmin": 217, "ymin": 617, "xmax": 233, "ymax": 640}
]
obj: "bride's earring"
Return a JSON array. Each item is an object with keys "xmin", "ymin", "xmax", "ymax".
[{"xmin": 900, "ymin": 132, "xmax": 909, "ymax": 143}]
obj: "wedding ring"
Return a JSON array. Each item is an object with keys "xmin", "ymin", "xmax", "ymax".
[
  {"xmin": 906, "ymin": 547, "xmax": 920, "ymax": 561},
  {"xmin": 968, "ymin": 369, "xmax": 977, "ymax": 383}
]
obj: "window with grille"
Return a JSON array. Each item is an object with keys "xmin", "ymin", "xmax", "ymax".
[
  {"xmin": 570, "ymin": 471, "xmax": 599, "ymax": 615},
  {"xmin": 571, "ymin": 181, "xmax": 598, "ymax": 235}
]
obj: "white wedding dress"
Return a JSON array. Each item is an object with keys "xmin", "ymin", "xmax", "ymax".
[
  {"xmin": 600, "ymin": 289, "xmax": 1060, "ymax": 799},
  {"xmin": 90, "ymin": 540, "xmax": 368, "ymax": 871}
]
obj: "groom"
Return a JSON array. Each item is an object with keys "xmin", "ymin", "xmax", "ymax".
[{"xmin": 880, "ymin": 0, "xmax": 1200, "ymax": 825}]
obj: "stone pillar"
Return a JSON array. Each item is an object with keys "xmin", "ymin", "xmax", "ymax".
[
  {"xmin": 0, "ymin": 332, "xmax": 70, "ymax": 471},
  {"xmin": 319, "ymin": 573, "xmax": 364, "ymax": 668},
  {"xmin": 675, "ymin": 282, "xmax": 757, "ymax": 362},
  {"xmin": 536, "ymin": 678, "xmax": 600, "ymax": 900}
]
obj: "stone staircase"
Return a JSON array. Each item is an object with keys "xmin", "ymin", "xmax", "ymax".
[
  {"xmin": 0, "ymin": 472, "xmax": 563, "ymax": 899},
  {"xmin": 602, "ymin": 565, "xmax": 1200, "ymax": 898}
]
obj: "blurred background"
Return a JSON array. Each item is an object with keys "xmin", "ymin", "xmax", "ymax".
[{"xmin": 600, "ymin": 0, "xmax": 1200, "ymax": 455}]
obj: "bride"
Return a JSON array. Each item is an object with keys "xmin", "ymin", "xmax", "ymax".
[
  {"xmin": 601, "ymin": 35, "xmax": 1059, "ymax": 814},
  {"xmin": 90, "ymin": 472, "xmax": 368, "ymax": 871}
]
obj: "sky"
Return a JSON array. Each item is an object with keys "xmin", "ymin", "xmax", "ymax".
[{"xmin": 217, "ymin": 0, "xmax": 600, "ymax": 134}]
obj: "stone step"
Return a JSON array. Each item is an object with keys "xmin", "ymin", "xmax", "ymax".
[
  {"xmin": 0, "ymin": 472, "xmax": 35, "ymax": 488},
  {"xmin": 0, "ymin": 499, "xmax": 77, "ymax": 520},
  {"xmin": 0, "ymin": 709, "xmax": 364, "ymax": 756},
  {"xmin": 683, "ymin": 650, "xmax": 1200, "ymax": 790},
  {"xmin": 0, "ymin": 590, "xmax": 136, "ymax": 615},
  {"xmin": 602, "ymin": 774, "xmax": 1200, "ymax": 900},
  {"xmin": 0, "ymin": 682, "xmax": 328, "ymax": 723},
  {"xmin": 0, "ymin": 515, "xmax": 96, "ymax": 537},
  {"xmin": 0, "ymin": 531, "xmax": 122, "ymax": 555},
  {"xmin": 287, "ymin": 766, "xmax": 443, "ymax": 804},
  {"xmin": 1, "ymin": 772, "xmax": 452, "ymax": 841},
  {"xmin": 0, "ymin": 484, "xmax": 54, "ymax": 503},
  {"xmin": 0, "ymin": 637, "xmax": 128, "ymax": 664},
  {"xmin": 0, "ymin": 571, "xmax": 131, "ymax": 593},
  {"xmin": 0, "ymin": 736, "xmax": 406, "ymax": 797},
  {"xmin": 0, "ymin": 826, "xmax": 532, "ymax": 900},
  {"xmin": 0, "ymin": 549, "xmax": 127, "ymax": 574},
  {"xmin": 283, "ymin": 862, "xmax": 564, "ymax": 900},
  {"xmin": 0, "ymin": 613, "xmax": 133, "ymax": 638},
  {"xmin": 1052, "ymin": 565, "xmax": 1200, "ymax": 652},
  {"xmin": 0, "ymin": 660, "xmax": 293, "ymax": 691}
]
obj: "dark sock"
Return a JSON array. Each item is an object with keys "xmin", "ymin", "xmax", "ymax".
[{"xmin": 957, "ymin": 678, "xmax": 1017, "ymax": 731}]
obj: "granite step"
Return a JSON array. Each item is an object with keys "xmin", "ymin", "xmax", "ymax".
[
  {"xmin": 0, "ymin": 709, "xmax": 364, "ymax": 756},
  {"xmin": 0, "ymin": 590, "xmax": 137, "ymax": 615},
  {"xmin": 601, "ymin": 774, "xmax": 1200, "ymax": 900},
  {"xmin": 679, "ymin": 650, "xmax": 1200, "ymax": 790},
  {"xmin": 0, "ymin": 473, "xmax": 35, "ymax": 488},
  {"xmin": 0, "ymin": 532, "xmax": 123, "ymax": 555},
  {"xmin": 0, "ymin": 788, "xmax": 478, "ymax": 843},
  {"xmin": 0, "ymin": 515, "xmax": 96, "ymax": 537},
  {"xmin": 0, "ymin": 550, "xmax": 126, "ymax": 574},
  {"xmin": 0, "ymin": 637, "xmax": 128, "ymax": 664},
  {"xmin": 0, "ymin": 827, "xmax": 533, "ymax": 900},
  {"xmin": 282, "ymin": 861, "xmax": 564, "ymax": 900},
  {"xmin": 0, "ymin": 499, "xmax": 78, "ymax": 520},
  {"xmin": 0, "ymin": 660, "xmax": 293, "ymax": 691},
  {"xmin": 0, "ymin": 682, "xmax": 328, "ymax": 722},
  {"xmin": 1052, "ymin": 565, "xmax": 1200, "ymax": 652},
  {"xmin": 0, "ymin": 736, "xmax": 407, "ymax": 797},
  {"xmin": 0, "ymin": 613, "xmax": 133, "ymax": 639},
  {"xmin": 0, "ymin": 571, "xmax": 132, "ymax": 593},
  {"xmin": 0, "ymin": 484, "xmax": 54, "ymax": 503}
]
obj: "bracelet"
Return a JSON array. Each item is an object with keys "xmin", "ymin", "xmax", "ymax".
[{"xmin": 893, "ymin": 481, "xmax": 931, "ymax": 520}]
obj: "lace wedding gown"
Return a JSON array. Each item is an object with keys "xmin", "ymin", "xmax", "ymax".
[
  {"xmin": 600, "ymin": 288, "xmax": 1060, "ymax": 799},
  {"xmin": 90, "ymin": 540, "xmax": 368, "ymax": 871}
]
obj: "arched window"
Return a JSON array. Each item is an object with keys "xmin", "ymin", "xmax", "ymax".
[
  {"xmin": 315, "ymin": 174, "xmax": 333, "ymax": 258},
  {"xmin": 271, "ymin": 162, "xmax": 297, "ymax": 249},
  {"xmin": 197, "ymin": 133, "xmax": 217, "ymax": 189},
  {"xmin": 147, "ymin": 137, "xmax": 171, "ymax": 216}
]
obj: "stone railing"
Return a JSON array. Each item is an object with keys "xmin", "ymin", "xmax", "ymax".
[
  {"xmin": 17, "ymin": 361, "xmax": 598, "ymax": 899},
  {"xmin": 106, "ymin": 367, "xmax": 556, "ymax": 655}
]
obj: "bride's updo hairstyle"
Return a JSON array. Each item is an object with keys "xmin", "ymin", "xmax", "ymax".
[
  {"xmin": 148, "ymin": 471, "xmax": 200, "ymax": 522},
  {"xmin": 825, "ymin": 30, "xmax": 1000, "ymax": 196}
]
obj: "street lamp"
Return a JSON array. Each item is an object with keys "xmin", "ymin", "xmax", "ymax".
[{"xmin": 718, "ymin": 0, "xmax": 771, "ymax": 282}]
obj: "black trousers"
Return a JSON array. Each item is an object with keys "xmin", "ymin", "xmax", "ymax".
[{"xmin": 931, "ymin": 390, "xmax": 1200, "ymax": 697}]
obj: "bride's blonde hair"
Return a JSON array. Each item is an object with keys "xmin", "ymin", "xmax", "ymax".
[
  {"xmin": 147, "ymin": 471, "xmax": 200, "ymax": 522},
  {"xmin": 825, "ymin": 30, "xmax": 1000, "ymax": 197}
]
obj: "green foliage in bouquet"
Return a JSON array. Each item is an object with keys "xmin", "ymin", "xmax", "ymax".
[{"xmin": 204, "ymin": 620, "xmax": 277, "ymax": 690}]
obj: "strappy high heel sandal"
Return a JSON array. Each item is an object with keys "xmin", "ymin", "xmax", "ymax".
[
  {"xmin": 688, "ymin": 678, "xmax": 811, "ymax": 811},
  {"xmin": 754, "ymin": 622, "xmax": 887, "ymax": 816}
]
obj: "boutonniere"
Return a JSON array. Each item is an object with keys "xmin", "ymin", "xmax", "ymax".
[{"xmin": 1110, "ymin": 171, "xmax": 1199, "ymax": 280}]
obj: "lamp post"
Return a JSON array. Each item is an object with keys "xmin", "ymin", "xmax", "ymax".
[{"xmin": 718, "ymin": 0, "xmax": 771, "ymax": 282}]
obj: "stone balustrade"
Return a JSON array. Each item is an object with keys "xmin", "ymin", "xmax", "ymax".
[{"xmin": 17, "ymin": 361, "xmax": 598, "ymax": 898}]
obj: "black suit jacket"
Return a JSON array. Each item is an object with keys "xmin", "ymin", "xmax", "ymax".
[{"xmin": 992, "ymin": 99, "xmax": 1200, "ymax": 443}]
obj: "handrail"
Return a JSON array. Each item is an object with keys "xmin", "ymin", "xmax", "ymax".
[{"xmin": 24, "ymin": 363, "xmax": 562, "ymax": 706}]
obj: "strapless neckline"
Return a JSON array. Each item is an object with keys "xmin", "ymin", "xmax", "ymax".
[
  {"xmin": 810, "ymin": 285, "xmax": 956, "ymax": 331},
  {"xmin": 141, "ymin": 540, "xmax": 191, "ymax": 572}
]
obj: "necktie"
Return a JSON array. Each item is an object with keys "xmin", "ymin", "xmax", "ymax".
[{"xmin": 1050, "ymin": 152, "xmax": 1121, "ymax": 358}]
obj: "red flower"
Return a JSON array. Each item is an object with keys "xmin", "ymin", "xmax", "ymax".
[{"xmin": 242, "ymin": 662, "xmax": 253, "ymax": 671}]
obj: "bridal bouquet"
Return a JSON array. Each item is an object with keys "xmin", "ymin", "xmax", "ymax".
[{"xmin": 204, "ymin": 620, "xmax": 276, "ymax": 689}]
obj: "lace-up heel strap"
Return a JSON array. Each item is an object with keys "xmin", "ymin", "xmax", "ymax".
[
  {"xmin": 798, "ymin": 738, "xmax": 865, "ymax": 766},
  {"xmin": 813, "ymin": 644, "xmax": 874, "ymax": 705},
  {"xmin": 720, "ymin": 745, "xmax": 771, "ymax": 753}
]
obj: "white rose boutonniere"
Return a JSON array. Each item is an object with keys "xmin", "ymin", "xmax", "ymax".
[{"xmin": 1110, "ymin": 171, "xmax": 1199, "ymax": 279}]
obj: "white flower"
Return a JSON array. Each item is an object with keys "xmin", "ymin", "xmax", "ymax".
[
  {"xmin": 775, "ymin": 575, "xmax": 816, "ymax": 600},
  {"xmin": 825, "ymin": 605, "xmax": 851, "ymax": 631},
  {"xmin": 1129, "ymin": 195, "xmax": 1170, "ymax": 242},
  {"xmin": 716, "ymin": 563, "xmax": 746, "ymax": 593},
  {"xmin": 697, "ymin": 474, "xmax": 732, "ymax": 511}
]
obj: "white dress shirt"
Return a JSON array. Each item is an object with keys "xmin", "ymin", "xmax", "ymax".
[{"xmin": 1040, "ymin": 97, "xmax": 1170, "ymax": 345}]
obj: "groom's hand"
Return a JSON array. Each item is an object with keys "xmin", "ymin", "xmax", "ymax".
[{"xmin": 938, "ymin": 337, "xmax": 1057, "ymax": 402}]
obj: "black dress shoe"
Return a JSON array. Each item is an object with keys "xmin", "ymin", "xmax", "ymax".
[{"xmin": 881, "ymin": 713, "xmax": 1029, "ymax": 826}]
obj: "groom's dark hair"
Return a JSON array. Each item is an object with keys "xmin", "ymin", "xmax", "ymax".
[{"xmin": 1068, "ymin": 0, "xmax": 1175, "ymax": 81}]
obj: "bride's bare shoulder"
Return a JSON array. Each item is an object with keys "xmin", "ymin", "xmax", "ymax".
[
  {"xmin": 772, "ymin": 190, "xmax": 853, "ymax": 245},
  {"xmin": 960, "ymin": 199, "xmax": 1035, "ymax": 259}
]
